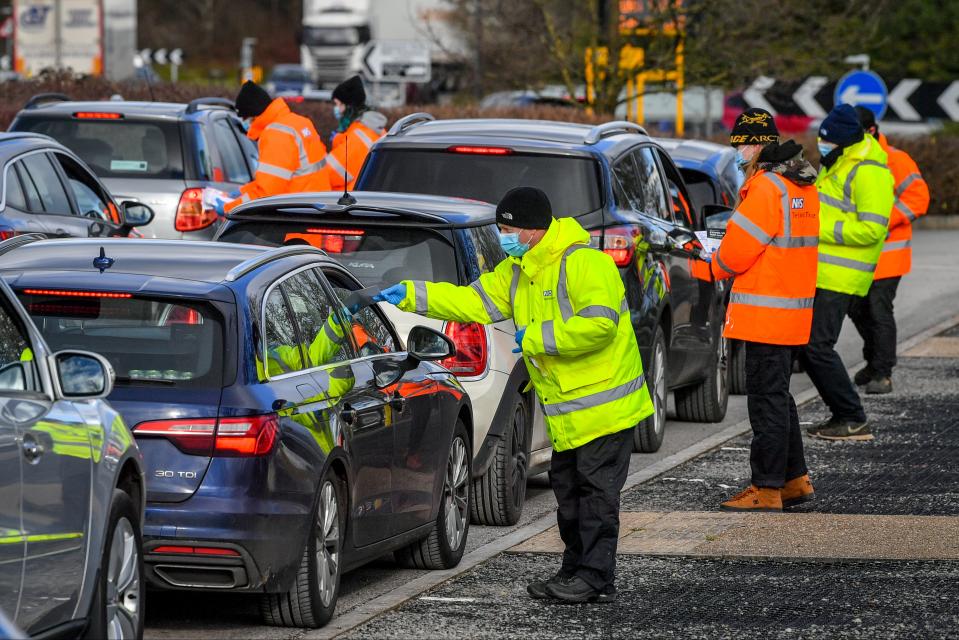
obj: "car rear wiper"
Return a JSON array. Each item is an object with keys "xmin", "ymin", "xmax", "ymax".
[{"xmin": 115, "ymin": 377, "xmax": 176, "ymax": 386}]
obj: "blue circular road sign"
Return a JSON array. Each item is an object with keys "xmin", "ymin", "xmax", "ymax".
[{"xmin": 835, "ymin": 70, "xmax": 888, "ymax": 120}]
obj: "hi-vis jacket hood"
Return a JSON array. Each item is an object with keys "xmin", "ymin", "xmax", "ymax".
[{"xmin": 397, "ymin": 217, "xmax": 652, "ymax": 451}]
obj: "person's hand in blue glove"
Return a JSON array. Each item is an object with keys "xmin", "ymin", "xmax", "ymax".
[
  {"xmin": 700, "ymin": 251, "xmax": 712, "ymax": 264},
  {"xmin": 213, "ymin": 197, "xmax": 226, "ymax": 217},
  {"xmin": 512, "ymin": 327, "xmax": 526, "ymax": 354},
  {"xmin": 228, "ymin": 189, "xmax": 242, "ymax": 199},
  {"xmin": 372, "ymin": 283, "xmax": 408, "ymax": 305}
]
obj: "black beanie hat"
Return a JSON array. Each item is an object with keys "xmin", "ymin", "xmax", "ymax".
[
  {"xmin": 496, "ymin": 187, "xmax": 553, "ymax": 230},
  {"xmin": 854, "ymin": 105, "xmax": 878, "ymax": 135},
  {"xmin": 730, "ymin": 108, "xmax": 779, "ymax": 146},
  {"xmin": 235, "ymin": 81, "xmax": 273, "ymax": 119},
  {"xmin": 333, "ymin": 75, "xmax": 366, "ymax": 107},
  {"xmin": 819, "ymin": 104, "xmax": 864, "ymax": 146}
]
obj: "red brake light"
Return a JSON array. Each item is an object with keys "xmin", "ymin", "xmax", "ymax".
[
  {"xmin": 0, "ymin": 229, "xmax": 17, "ymax": 241},
  {"xmin": 283, "ymin": 96, "xmax": 306, "ymax": 104},
  {"xmin": 447, "ymin": 145, "xmax": 513, "ymax": 155},
  {"xmin": 284, "ymin": 228, "xmax": 363, "ymax": 253},
  {"xmin": 133, "ymin": 414, "xmax": 279, "ymax": 457},
  {"xmin": 175, "ymin": 187, "xmax": 219, "ymax": 232},
  {"xmin": 22, "ymin": 289, "xmax": 131, "ymax": 299},
  {"xmin": 74, "ymin": 112, "xmax": 123, "ymax": 119},
  {"xmin": 589, "ymin": 226, "xmax": 638, "ymax": 267},
  {"xmin": 152, "ymin": 546, "xmax": 240, "ymax": 557},
  {"xmin": 440, "ymin": 322, "xmax": 488, "ymax": 377}
]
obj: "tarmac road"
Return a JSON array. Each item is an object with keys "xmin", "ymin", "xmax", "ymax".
[{"xmin": 144, "ymin": 229, "xmax": 959, "ymax": 640}]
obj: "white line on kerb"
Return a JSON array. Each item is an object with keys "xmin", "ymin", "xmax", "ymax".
[{"xmin": 418, "ymin": 597, "xmax": 477, "ymax": 603}]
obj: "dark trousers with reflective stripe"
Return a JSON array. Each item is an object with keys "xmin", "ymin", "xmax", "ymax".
[
  {"xmin": 745, "ymin": 342, "xmax": 807, "ymax": 487},
  {"xmin": 848, "ymin": 276, "xmax": 901, "ymax": 378},
  {"xmin": 799, "ymin": 288, "xmax": 867, "ymax": 423},
  {"xmin": 549, "ymin": 427, "xmax": 632, "ymax": 592}
]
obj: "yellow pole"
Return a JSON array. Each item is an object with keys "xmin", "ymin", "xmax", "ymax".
[
  {"xmin": 636, "ymin": 72, "xmax": 645, "ymax": 125},
  {"xmin": 675, "ymin": 39, "xmax": 685, "ymax": 137}
]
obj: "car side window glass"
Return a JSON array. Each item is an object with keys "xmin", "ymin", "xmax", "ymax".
[
  {"xmin": 3, "ymin": 166, "xmax": 27, "ymax": 211},
  {"xmin": 668, "ymin": 179, "xmax": 693, "ymax": 228},
  {"xmin": 282, "ymin": 270, "xmax": 350, "ymax": 368},
  {"xmin": 469, "ymin": 225, "xmax": 506, "ymax": 275},
  {"xmin": 612, "ymin": 154, "xmax": 644, "ymax": 214},
  {"xmin": 263, "ymin": 287, "xmax": 305, "ymax": 376},
  {"xmin": 14, "ymin": 162, "xmax": 44, "ymax": 213},
  {"xmin": 633, "ymin": 148, "xmax": 672, "ymax": 222},
  {"xmin": 213, "ymin": 118, "xmax": 252, "ymax": 183},
  {"xmin": 230, "ymin": 117, "xmax": 259, "ymax": 172},
  {"xmin": 324, "ymin": 272, "xmax": 398, "ymax": 357},
  {"xmin": 51, "ymin": 153, "xmax": 119, "ymax": 223},
  {"xmin": 0, "ymin": 301, "xmax": 37, "ymax": 393},
  {"xmin": 21, "ymin": 153, "xmax": 73, "ymax": 215}
]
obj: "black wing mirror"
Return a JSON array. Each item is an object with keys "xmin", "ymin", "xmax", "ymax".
[
  {"xmin": 407, "ymin": 325, "xmax": 455, "ymax": 362},
  {"xmin": 121, "ymin": 201, "xmax": 156, "ymax": 227},
  {"xmin": 703, "ymin": 204, "xmax": 734, "ymax": 232}
]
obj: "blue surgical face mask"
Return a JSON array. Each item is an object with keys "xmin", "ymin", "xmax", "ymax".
[
  {"xmin": 333, "ymin": 105, "xmax": 343, "ymax": 120},
  {"xmin": 818, "ymin": 141, "xmax": 838, "ymax": 158},
  {"xmin": 500, "ymin": 231, "xmax": 530, "ymax": 257},
  {"xmin": 242, "ymin": 117, "xmax": 253, "ymax": 130},
  {"xmin": 735, "ymin": 149, "xmax": 748, "ymax": 170}
]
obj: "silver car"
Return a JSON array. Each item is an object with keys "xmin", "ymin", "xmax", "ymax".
[{"xmin": 0, "ymin": 238, "xmax": 145, "ymax": 639}]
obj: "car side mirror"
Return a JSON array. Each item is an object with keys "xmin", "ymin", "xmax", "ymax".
[
  {"xmin": 407, "ymin": 326, "xmax": 455, "ymax": 362},
  {"xmin": 53, "ymin": 350, "xmax": 114, "ymax": 399},
  {"xmin": 703, "ymin": 204, "xmax": 734, "ymax": 231},
  {"xmin": 121, "ymin": 201, "xmax": 155, "ymax": 227}
]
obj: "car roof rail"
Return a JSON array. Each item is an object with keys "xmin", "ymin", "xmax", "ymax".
[
  {"xmin": 0, "ymin": 233, "xmax": 46, "ymax": 257},
  {"xmin": 387, "ymin": 112, "xmax": 435, "ymax": 137},
  {"xmin": 224, "ymin": 245, "xmax": 328, "ymax": 282},
  {"xmin": 24, "ymin": 93, "xmax": 71, "ymax": 110},
  {"xmin": 583, "ymin": 121, "xmax": 648, "ymax": 145},
  {"xmin": 185, "ymin": 97, "xmax": 235, "ymax": 114}
]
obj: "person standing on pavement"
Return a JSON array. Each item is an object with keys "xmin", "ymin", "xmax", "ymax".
[
  {"xmin": 848, "ymin": 107, "xmax": 930, "ymax": 395},
  {"xmin": 323, "ymin": 75, "xmax": 387, "ymax": 191},
  {"xmin": 221, "ymin": 81, "xmax": 331, "ymax": 214},
  {"xmin": 803, "ymin": 104, "xmax": 895, "ymax": 442},
  {"xmin": 711, "ymin": 109, "xmax": 821, "ymax": 512},
  {"xmin": 373, "ymin": 187, "xmax": 653, "ymax": 603}
]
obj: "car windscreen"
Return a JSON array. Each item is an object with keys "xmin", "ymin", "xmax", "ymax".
[
  {"xmin": 359, "ymin": 149, "xmax": 603, "ymax": 217},
  {"xmin": 12, "ymin": 116, "xmax": 185, "ymax": 179},
  {"xmin": 218, "ymin": 222, "xmax": 458, "ymax": 288},
  {"xmin": 17, "ymin": 292, "xmax": 223, "ymax": 389}
]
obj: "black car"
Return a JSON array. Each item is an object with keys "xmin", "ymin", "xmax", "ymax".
[
  {"xmin": 355, "ymin": 116, "xmax": 730, "ymax": 452},
  {"xmin": 0, "ymin": 238, "xmax": 472, "ymax": 628},
  {"xmin": 0, "ymin": 132, "xmax": 154, "ymax": 239}
]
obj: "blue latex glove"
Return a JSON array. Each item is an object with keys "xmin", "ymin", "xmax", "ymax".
[
  {"xmin": 372, "ymin": 283, "xmax": 408, "ymax": 306},
  {"xmin": 228, "ymin": 189, "xmax": 242, "ymax": 199},
  {"xmin": 700, "ymin": 252, "xmax": 712, "ymax": 264},
  {"xmin": 213, "ymin": 197, "xmax": 226, "ymax": 217},
  {"xmin": 512, "ymin": 327, "xmax": 526, "ymax": 354}
]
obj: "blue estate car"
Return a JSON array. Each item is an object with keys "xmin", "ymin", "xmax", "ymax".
[{"xmin": 0, "ymin": 237, "xmax": 473, "ymax": 629}]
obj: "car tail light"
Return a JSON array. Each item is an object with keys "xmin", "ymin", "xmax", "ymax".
[
  {"xmin": 0, "ymin": 227, "xmax": 17, "ymax": 241},
  {"xmin": 440, "ymin": 322, "xmax": 488, "ymax": 377},
  {"xmin": 133, "ymin": 414, "xmax": 279, "ymax": 457},
  {"xmin": 22, "ymin": 289, "xmax": 131, "ymax": 298},
  {"xmin": 589, "ymin": 226, "xmax": 638, "ymax": 267},
  {"xmin": 175, "ymin": 188, "xmax": 219, "ymax": 232},
  {"xmin": 152, "ymin": 546, "xmax": 240, "ymax": 557},
  {"xmin": 74, "ymin": 112, "xmax": 123, "ymax": 119},
  {"xmin": 284, "ymin": 228, "xmax": 364, "ymax": 253},
  {"xmin": 447, "ymin": 145, "xmax": 513, "ymax": 155}
]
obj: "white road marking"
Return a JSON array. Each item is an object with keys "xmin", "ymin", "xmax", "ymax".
[{"xmin": 419, "ymin": 597, "xmax": 476, "ymax": 603}]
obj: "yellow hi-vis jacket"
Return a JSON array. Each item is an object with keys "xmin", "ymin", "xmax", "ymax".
[
  {"xmin": 397, "ymin": 217, "xmax": 653, "ymax": 452},
  {"xmin": 815, "ymin": 135, "xmax": 895, "ymax": 296}
]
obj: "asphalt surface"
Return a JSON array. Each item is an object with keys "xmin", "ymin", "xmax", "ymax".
[{"xmin": 144, "ymin": 229, "xmax": 959, "ymax": 639}]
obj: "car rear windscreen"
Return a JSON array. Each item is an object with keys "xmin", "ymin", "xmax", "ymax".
[
  {"xmin": 218, "ymin": 222, "xmax": 458, "ymax": 289},
  {"xmin": 13, "ymin": 116, "xmax": 184, "ymax": 179},
  {"xmin": 360, "ymin": 149, "xmax": 602, "ymax": 217},
  {"xmin": 17, "ymin": 292, "xmax": 222, "ymax": 388}
]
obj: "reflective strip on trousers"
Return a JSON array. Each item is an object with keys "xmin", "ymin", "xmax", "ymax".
[
  {"xmin": 541, "ymin": 373, "xmax": 645, "ymax": 417},
  {"xmin": 858, "ymin": 211, "xmax": 889, "ymax": 226},
  {"xmin": 731, "ymin": 210, "xmax": 771, "ymax": 245},
  {"xmin": 257, "ymin": 162, "xmax": 294, "ymax": 180},
  {"xmin": 895, "ymin": 199, "xmax": 918, "ymax": 222},
  {"xmin": 819, "ymin": 253, "xmax": 877, "ymax": 272},
  {"xmin": 895, "ymin": 172, "xmax": 922, "ymax": 197},
  {"xmin": 730, "ymin": 292, "xmax": 815, "ymax": 309},
  {"xmin": 469, "ymin": 280, "xmax": 506, "ymax": 322},
  {"xmin": 541, "ymin": 320, "xmax": 558, "ymax": 355},
  {"xmin": 557, "ymin": 244, "xmax": 590, "ymax": 321},
  {"xmin": 883, "ymin": 238, "xmax": 912, "ymax": 252},
  {"xmin": 325, "ymin": 153, "xmax": 355, "ymax": 184},
  {"xmin": 412, "ymin": 281, "xmax": 429, "ymax": 313}
]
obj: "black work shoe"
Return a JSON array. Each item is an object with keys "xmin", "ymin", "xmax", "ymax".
[
  {"xmin": 854, "ymin": 366, "xmax": 875, "ymax": 386},
  {"xmin": 527, "ymin": 572, "xmax": 572, "ymax": 600},
  {"xmin": 805, "ymin": 417, "xmax": 840, "ymax": 437},
  {"xmin": 865, "ymin": 377, "xmax": 892, "ymax": 395},
  {"xmin": 545, "ymin": 576, "xmax": 613, "ymax": 604},
  {"xmin": 810, "ymin": 420, "xmax": 874, "ymax": 441}
]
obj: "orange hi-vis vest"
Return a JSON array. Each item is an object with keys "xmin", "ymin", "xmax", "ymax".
[
  {"xmin": 226, "ymin": 98, "xmax": 331, "ymax": 212},
  {"xmin": 324, "ymin": 112, "xmax": 386, "ymax": 191},
  {"xmin": 711, "ymin": 170, "xmax": 820, "ymax": 345},
  {"xmin": 874, "ymin": 133, "xmax": 930, "ymax": 280}
]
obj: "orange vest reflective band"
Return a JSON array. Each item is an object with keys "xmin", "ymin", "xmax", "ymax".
[
  {"xmin": 325, "ymin": 118, "xmax": 385, "ymax": 191},
  {"xmin": 875, "ymin": 135, "xmax": 929, "ymax": 280},
  {"xmin": 711, "ymin": 171, "xmax": 820, "ymax": 346}
]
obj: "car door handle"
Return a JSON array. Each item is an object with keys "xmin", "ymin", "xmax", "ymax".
[
  {"xmin": 22, "ymin": 434, "xmax": 43, "ymax": 463},
  {"xmin": 389, "ymin": 395, "xmax": 406, "ymax": 413}
]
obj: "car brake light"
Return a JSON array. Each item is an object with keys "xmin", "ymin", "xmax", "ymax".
[
  {"xmin": 284, "ymin": 228, "xmax": 364, "ymax": 253},
  {"xmin": 74, "ymin": 112, "xmax": 123, "ymax": 119},
  {"xmin": 152, "ymin": 546, "xmax": 240, "ymax": 557},
  {"xmin": 447, "ymin": 145, "xmax": 513, "ymax": 155},
  {"xmin": 440, "ymin": 322, "xmax": 488, "ymax": 377},
  {"xmin": 175, "ymin": 187, "xmax": 219, "ymax": 232},
  {"xmin": 0, "ymin": 228, "xmax": 17, "ymax": 241},
  {"xmin": 22, "ymin": 288, "xmax": 131, "ymax": 298},
  {"xmin": 133, "ymin": 414, "xmax": 279, "ymax": 457},
  {"xmin": 589, "ymin": 226, "xmax": 638, "ymax": 267}
]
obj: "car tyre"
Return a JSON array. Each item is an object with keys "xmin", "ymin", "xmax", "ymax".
[
  {"xmin": 729, "ymin": 340, "xmax": 747, "ymax": 395},
  {"xmin": 84, "ymin": 489, "xmax": 144, "ymax": 640},
  {"xmin": 396, "ymin": 420, "xmax": 471, "ymax": 569},
  {"xmin": 634, "ymin": 325, "xmax": 667, "ymax": 453},
  {"xmin": 261, "ymin": 470, "xmax": 345, "ymax": 628},
  {"xmin": 674, "ymin": 330, "xmax": 730, "ymax": 423},
  {"xmin": 470, "ymin": 393, "xmax": 528, "ymax": 526}
]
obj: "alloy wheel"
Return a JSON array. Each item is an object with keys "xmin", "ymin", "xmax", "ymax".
[
  {"xmin": 315, "ymin": 481, "xmax": 340, "ymax": 608},
  {"xmin": 444, "ymin": 437, "xmax": 469, "ymax": 550},
  {"xmin": 105, "ymin": 517, "xmax": 140, "ymax": 640},
  {"xmin": 715, "ymin": 336, "xmax": 729, "ymax": 400},
  {"xmin": 653, "ymin": 341, "xmax": 667, "ymax": 436},
  {"xmin": 508, "ymin": 403, "xmax": 528, "ymax": 510}
]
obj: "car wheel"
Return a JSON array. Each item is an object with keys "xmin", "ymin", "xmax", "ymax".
[
  {"xmin": 674, "ymin": 330, "xmax": 730, "ymax": 423},
  {"xmin": 261, "ymin": 470, "xmax": 344, "ymax": 628},
  {"xmin": 729, "ymin": 340, "xmax": 747, "ymax": 395},
  {"xmin": 84, "ymin": 489, "xmax": 143, "ymax": 640},
  {"xmin": 470, "ymin": 393, "xmax": 528, "ymax": 526},
  {"xmin": 395, "ymin": 420, "xmax": 471, "ymax": 569},
  {"xmin": 634, "ymin": 325, "xmax": 667, "ymax": 453}
]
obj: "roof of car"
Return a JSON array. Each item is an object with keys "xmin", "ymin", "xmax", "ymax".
[
  {"xmin": 0, "ymin": 132, "xmax": 68, "ymax": 158},
  {"xmin": 16, "ymin": 100, "xmax": 229, "ymax": 121},
  {"xmin": 655, "ymin": 137, "xmax": 733, "ymax": 168}
]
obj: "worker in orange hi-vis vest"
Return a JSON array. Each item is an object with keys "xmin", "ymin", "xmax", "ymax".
[{"xmin": 324, "ymin": 75, "xmax": 386, "ymax": 190}]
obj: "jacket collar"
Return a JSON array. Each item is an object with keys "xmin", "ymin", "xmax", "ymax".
[
  {"xmin": 247, "ymin": 98, "xmax": 291, "ymax": 141},
  {"xmin": 515, "ymin": 217, "xmax": 591, "ymax": 278}
]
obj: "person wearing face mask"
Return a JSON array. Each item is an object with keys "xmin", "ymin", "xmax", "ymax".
[
  {"xmin": 711, "ymin": 109, "xmax": 821, "ymax": 513},
  {"xmin": 802, "ymin": 104, "xmax": 894, "ymax": 442},
  {"xmin": 322, "ymin": 75, "xmax": 387, "ymax": 191},
  {"xmin": 374, "ymin": 186, "xmax": 652, "ymax": 604},
  {"xmin": 222, "ymin": 81, "xmax": 331, "ymax": 214}
]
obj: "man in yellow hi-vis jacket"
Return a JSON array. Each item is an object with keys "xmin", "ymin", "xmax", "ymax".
[{"xmin": 375, "ymin": 187, "xmax": 653, "ymax": 603}]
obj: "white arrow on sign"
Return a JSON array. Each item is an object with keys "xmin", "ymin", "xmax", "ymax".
[
  {"xmin": 792, "ymin": 76, "xmax": 827, "ymax": 118},
  {"xmin": 936, "ymin": 80, "xmax": 959, "ymax": 121},
  {"xmin": 743, "ymin": 75, "xmax": 777, "ymax": 115},
  {"xmin": 839, "ymin": 84, "xmax": 884, "ymax": 106},
  {"xmin": 169, "ymin": 48, "xmax": 183, "ymax": 66},
  {"xmin": 139, "ymin": 48, "xmax": 151, "ymax": 63},
  {"xmin": 153, "ymin": 48, "xmax": 168, "ymax": 65},
  {"xmin": 888, "ymin": 78, "xmax": 921, "ymax": 121}
]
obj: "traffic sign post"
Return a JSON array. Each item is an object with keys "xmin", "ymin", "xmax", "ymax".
[{"xmin": 835, "ymin": 70, "xmax": 888, "ymax": 120}]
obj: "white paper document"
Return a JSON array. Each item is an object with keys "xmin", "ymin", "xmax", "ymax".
[{"xmin": 695, "ymin": 229, "xmax": 725, "ymax": 255}]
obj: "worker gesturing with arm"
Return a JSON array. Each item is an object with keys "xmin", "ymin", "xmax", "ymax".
[{"xmin": 375, "ymin": 187, "xmax": 653, "ymax": 604}]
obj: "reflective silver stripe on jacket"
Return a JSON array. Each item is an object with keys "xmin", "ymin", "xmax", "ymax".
[
  {"xmin": 882, "ymin": 238, "xmax": 912, "ymax": 252},
  {"xmin": 556, "ymin": 244, "xmax": 590, "ymax": 322},
  {"xmin": 834, "ymin": 221, "xmax": 844, "ymax": 245},
  {"xmin": 353, "ymin": 127, "xmax": 375, "ymax": 148},
  {"xmin": 265, "ymin": 122, "xmax": 309, "ymax": 168},
  {"xmin": 257, "ymin": 162, "xmax": 294, "ymax": 180},
  {"xmin": 730, "ymin": 210, "xmax": 771, "ymax": 245},
  {"xmin": 469, "ymin": 280, "xmax": 506, "ymax": 322},
  {"xmin": 508, "ymin": 264, "xmax": 521, "ymax": 307},
  {"xmin": 770, "ymin": 235, "xmax": 818, "ymax": 248},
  {"xmin": 325, "ymin": 153, "xmax": 354, "ymax": 184},
  {"xmin": 294, "ymin": 158, "xmax": 327, "ymax": 177},
  {"xmin": 577, "ymin": 304, "xmax": 620, "ymax": 322},
  {"xmin": 412, "ymin": 281, "xmax": 429, "ymax": 313},
  {"xmin": 715, "ymin": 249, "xmax": 737, "ymax": 275},
  {"xmin": 819, "ymin": 192, "xmax": 855, "ymax": 213},
  {"xmin": 858, "ymin": 211, "xmax": 889, "ymax": 226},
  {"xmin": 267, "ymin": 348, "xmax": 294, "ymax": 373},
  {"xmin": 843, "ymin": 159, "xmax": 886, "ymax": 200},
  {"xmin": 323, "ymin": 320, "xmax": 345, "ymax": 344},
  {"xmin": 730, "ymin": 292, "xmax": 815, "ymax": 309},
  {"xmin": 541, "ymin": 320, "xmax": 559, "ymax": 355},
  {"xmin": 895, "ymin": 199, "xmax": 918, "ymax": 222},
  {"xmin": 764, "ymin": 172, "xmax": 792, "ymax": 238},
  {"xmin": 541, "ymin": 373, "xmax": 645, "ymax": 417},
  {"xmin": 895, "ymin": 172, "xmax": 921, "ymax": 197},
  {"xmin": 819, "ymin": 253, "xmax": 877, "ymax": 272}
]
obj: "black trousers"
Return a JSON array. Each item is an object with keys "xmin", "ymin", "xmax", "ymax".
[
  {"xmin": 849, "ymin": 276, "xmax": 901, "ymax": 378},
  {"xmin": 745, "ymin": 342, "xmax": 808, "ymax": 487},
  {"xmin": 549, "ymin": 428, "xmax": 632, "ymax": 592},
  {"xmin": 799, "ymin": 288, "xmax": 867, "ymax": 423}
]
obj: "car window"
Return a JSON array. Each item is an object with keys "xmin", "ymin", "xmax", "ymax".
[
  {"xmin": 190, "ymin": 122, "xmax": 217, "ymax": 182},
  {"xmin": 21, "ymin": 153, "xmax": 73, "ymax": 215},
  {"xmin": 230, "ymin": 118, "xmax": 258, "ymax": 170},
  {"xmin": 281, "ymin": 269, "xmax": 350, "ymax": 368},
  {"xmin": 667, "ymin": 179, "xmax": 693, "ymax": 228},
  {"xmin": 465, "ymin": 225, "xmax": 506, "ymax": 276},
  {"xmin": 612, "ymin": 154, "xmax": 644, "ymax": 215},
  {"xmin": 633, "ymin": 148, "xmax": 672, "ymax": 222},
  {"xmin": 3, "ymin": 166, "xmax": 27, "ymax": 211},
  {"xmin": 263, "ymin": 287, "xmax": 306, "ymax": 376},
  {"xmin": 212, "ymin": 118, "xmax": 252, "ymax": 183},
  {"xmin": 51, "ymin": 152, "xmax": 119, "ymax": 223},
  {"xmin": 328, "ymin": 284, "xmax": 398, "ymax": 358},
  {"xmin": 0, "ymin": 299, "xmax": 37, "ymax": 393},
  {"xmin": 13, "ymin": 163, "xmax": 43, "ymax": 212},
  {"xmin": 721, "ymin": 158, "xmax": 744, "ymax": 206}
]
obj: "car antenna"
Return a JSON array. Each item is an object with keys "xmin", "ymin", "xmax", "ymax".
[
  {"xmin": 337, "ymin": 134, "xmax": 356, "ymax": 205},
  {"xmin": 93, "ymin": 247, "xmax": 115, "ymax": 273}
]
